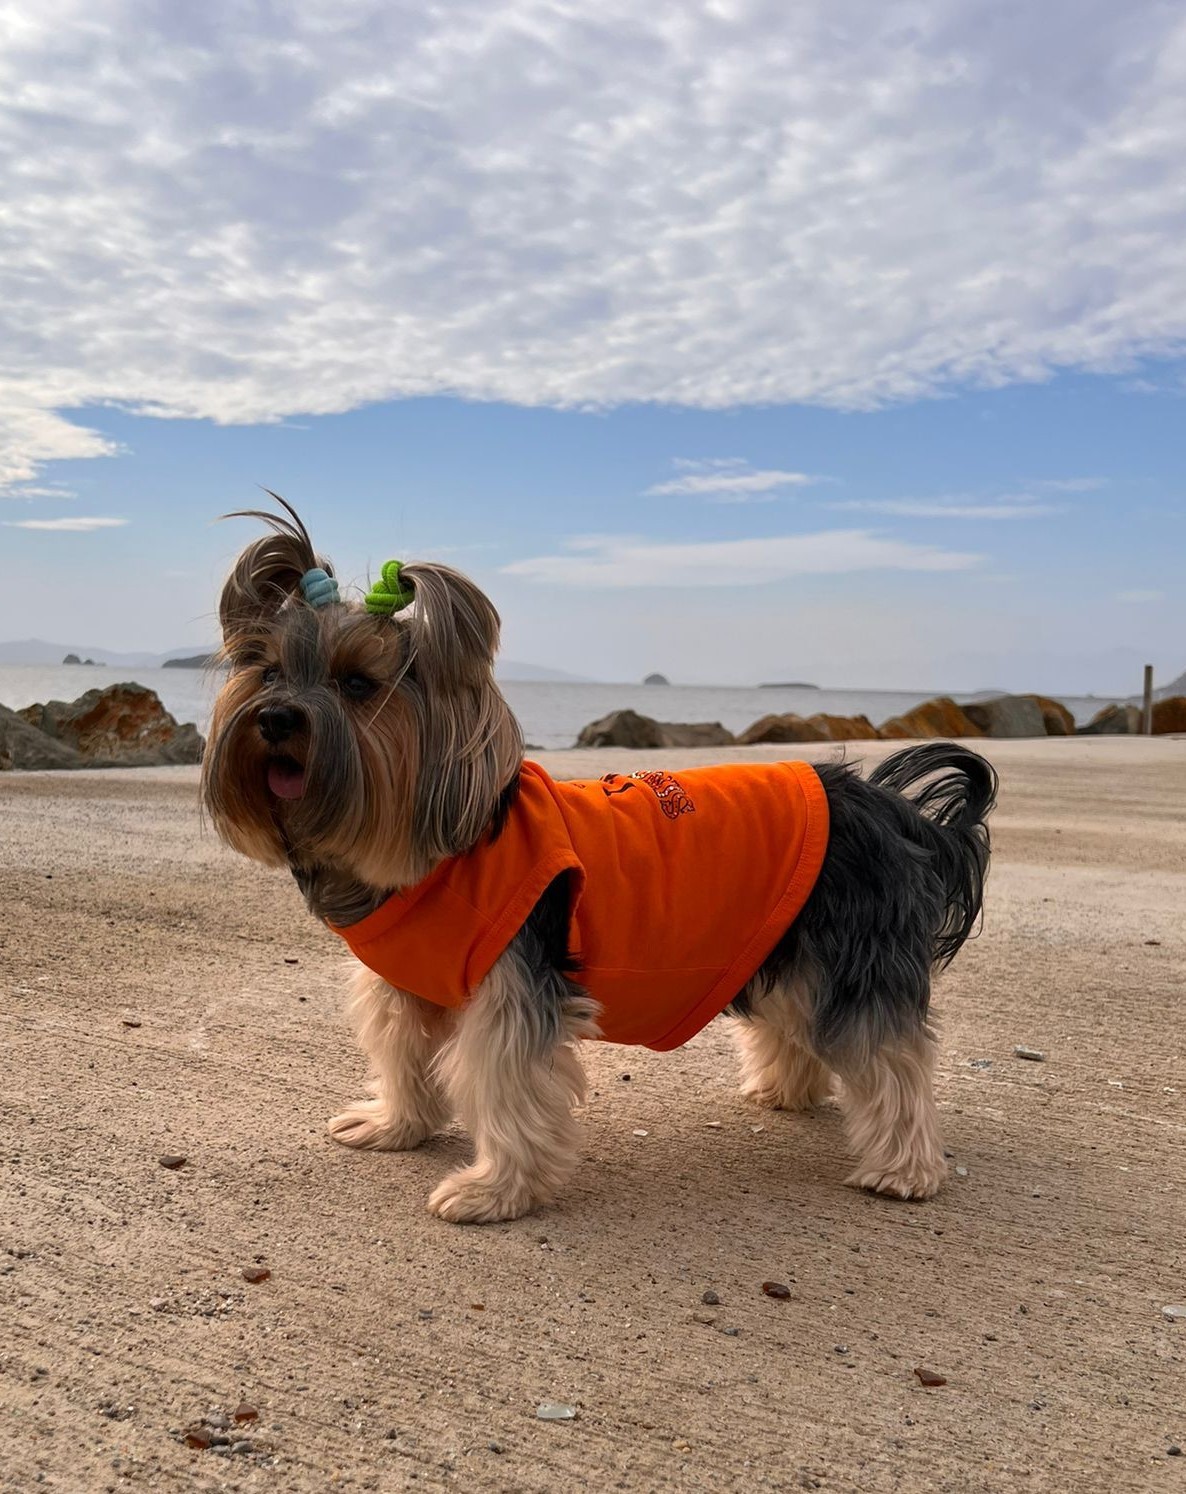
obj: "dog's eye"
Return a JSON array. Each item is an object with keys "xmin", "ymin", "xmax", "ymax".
[
  {"xmin": 340, "ymin": 672, "xmax": 378, "ymax": 700},
  {"xmin": 261, "ymin": 665, "xmax": 280, "ymax": 685}
]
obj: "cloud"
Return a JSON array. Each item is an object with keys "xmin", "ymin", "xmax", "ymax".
[
  {"xmin": 2, "ymin": 516, "xmax": 128, "ymax": 532},
  {"xmin": 1115, "ymin": 589, "xmax": 1164, "ymax": 603},
  {"xmin": 646, "ymin": 460, "xmax": 820, "ymax": 499},
  {"xmin": 503, "ymin": 529, "xmax": 981, "ymax": 588},
  {"xmin": 3, "ymin": 2, "xmax": 1186, "ymax": 490},
  {"xmin": 829, "ymin": 497, "xmax": 1060, "ymax": 520},
  {"xmin": 1028, "ymin": 477, "xmax": 1108, "ymax": 493}
]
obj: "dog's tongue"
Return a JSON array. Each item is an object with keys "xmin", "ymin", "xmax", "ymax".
[{"xmin": 267, "ymin": 761, "xmax": 307, "ymax": 800}]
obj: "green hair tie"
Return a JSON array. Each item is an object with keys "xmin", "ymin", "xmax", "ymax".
[{"xmin": 365, "ymin": 559, "xmax": 415, "ymax": 615}]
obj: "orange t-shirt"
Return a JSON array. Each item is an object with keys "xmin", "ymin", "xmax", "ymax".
[{"xmin": 330, "ymin": 759, "xmax": 829, "ymax": 1052}]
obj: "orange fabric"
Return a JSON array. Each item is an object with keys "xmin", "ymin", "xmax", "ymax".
[{"xmin": 331, "ymin": 759, "xmax": 829, "ymax": 1052}]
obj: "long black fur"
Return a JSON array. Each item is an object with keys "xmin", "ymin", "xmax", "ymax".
[{"xmin": 733, "ymin": 743, "xmax": 997, "ymax": 1062}]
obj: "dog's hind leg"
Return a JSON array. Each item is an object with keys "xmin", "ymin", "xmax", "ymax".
[
  {"xmin": 328, "ymin": 967, "xmax": 453, "ymax": 1150},
  {"xmin": 834, "ymin": 1026, "xmax": 947, "ymax": 1200},
  {"xmin": 427, "ymin": 947, "xmax": 598, "ymax": 1224},
  {"xmin": 731, "ymin": 978, "xmax": 833, "ymax": 1112}
]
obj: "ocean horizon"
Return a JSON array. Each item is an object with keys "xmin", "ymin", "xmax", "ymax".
[{"xmin": 0, "ymin": 663, "xmax": 1118, "ymax": 752}]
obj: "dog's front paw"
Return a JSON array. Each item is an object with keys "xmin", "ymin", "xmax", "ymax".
[
  {"xmin": 846, "ymin": 1161, "xmax": 946, "ymax": 1201},
  {"xmin": 427, "ymin": 1167, "xmax": 540, "ymax": 1224},
  {"xmin": 327, "ymin": 1100, "xmax": 434, "ymax": 1151}
]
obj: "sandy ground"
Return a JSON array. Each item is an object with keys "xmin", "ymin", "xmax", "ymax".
[{"xmin": 2, "ymin": 736, "xmax": 1184, "ymax": 1493}]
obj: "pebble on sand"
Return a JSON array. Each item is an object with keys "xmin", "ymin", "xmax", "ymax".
[
  {"xmin": 158, "ymin": 1155, "xmax": 187, "ymax": 1170},
  {"xmin": 761, "ymin": 1281, "xmax": 792, "ymax": 1299},
  {"xmin": 241, "ymin": 1266, "xmax": 271, "ymax": 1284},
  {"xmin": 1013, "ymin": 1046, "xmax": 1046, "ymax": 1062},
  {"xmin": 536, "ymin": 1403, "xmax": 578, "ymax": 1421},
  {"xmin": 1162, "ymin": 1305, "xmax": 1186, "ymax": 1322},
  {"xmin": 914, "ymin": 1367, "xmax": 947, "ymax": 1387}
]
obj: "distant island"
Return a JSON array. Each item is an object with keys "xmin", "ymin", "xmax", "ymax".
[
  {"xmin": 643, "ymin": 672, "xmax": 670, "ymax": 686},
  {"xmin": 62, "ymin": 654, "xmax": 97, "ymax": 666},
  {"xmin": 163, "ymin": 653, "xmax": 218, "ymax": 670},
  {"xmin": 759, "ymin": 681, "xmax": 819, "ymax": 690}
]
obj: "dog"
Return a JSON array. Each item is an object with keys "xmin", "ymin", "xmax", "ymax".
[{"xmin": 203, "ymin": 498, "xmax": 997, "ymax": 1223}]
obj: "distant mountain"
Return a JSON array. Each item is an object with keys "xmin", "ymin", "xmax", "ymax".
[
  {"xmin": 0, "ymin": 639, "xmax": 218, "ymax": 668},
  {"xmin": 0, "ymin": 637, "xmax": 592, "ymax": 684}
]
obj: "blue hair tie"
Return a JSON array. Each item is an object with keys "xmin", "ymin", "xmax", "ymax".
[{"xmin": 300, "ymin": 567, "xmax": 339, "ymax": 609}]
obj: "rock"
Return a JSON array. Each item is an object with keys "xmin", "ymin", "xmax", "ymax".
[
  {"xmin": 536, "ymin": 1403, "xmax": 578, "ymax": 1421},
  {"xmin": 761, "ymin": 1281, "xmax": 792, "ymax": 1299},
  {"xmin": 1162, "ymin": 1305, "xmax": 1186, "ymax": 1322},
  {"xmin": 914, "ymin": 1367, "xmax": 947, "ymax": 1387},
  {"xmin": 737, "ymin": 713, "xmax": 829, "ymax": 745},
  {"xmin": 661, "ymin": 721, "xmax": 737, "ymax": 748},
  {"xmin": 805, "ymin": 713, "xmax": 880, "ymax": 741},
  {"xmin": 1152, "ymin": 696, "xmax": 1186, "ymax": 734},
  {"xmin": 1078, "ymin": 703, "xmax": 1140, "ymax": 736},
  {"xmin": 241, "ymin": 1266, "xmax": 271, "ymax": 1284},
  {"xmin": 158, "ymin": 1154, "xmax": 187, "ymax": 1170},
  {"xmin": 701, "ymin": 1290, "xmax": 720, "ymax": 1306},
  {"xmin": 17, "ymin": 683, "xmax": 204, "ymax": 765},
  {"xmin": 1022, "ymin": 695, "xmax": 1075, "ymax": 736},
  {"xmin": 878, "ymin": 698, "xmax": 984, "ymax": 740},
  {"xmin": 574, "ymin": 709, "xmax": 734, "ymax": 749},
  {"xmin": 0, "ymin": 704, "xmax": 85, "ymax": 771},
  {"xmin": 1013, "ymin": 1046, "xmax": 1046, "ymax": 1062},
  {"xmin": 643, "ymin": 673, "xmax": 670, "ymax": 686},
  {"xmin": 963, "ymin": 695, "xmax": 1048, "ymax": 738}
]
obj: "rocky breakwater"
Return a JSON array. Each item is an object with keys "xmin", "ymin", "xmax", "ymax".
[
  {"xmin": 574, "ymin": 692, "xmax": 1186, "ymax": 749},
  {"xmin": 1, "ymin": 683, "xmax": 205, "ymax": 771}
]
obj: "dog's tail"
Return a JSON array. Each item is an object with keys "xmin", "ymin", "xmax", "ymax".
[{"xmin": 869, "ymin": 743, "xmax": 998, "ymax": 968}]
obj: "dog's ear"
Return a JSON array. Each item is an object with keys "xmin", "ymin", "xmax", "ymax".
[
  {"xmin": 217, "ymin": 494, "xmax": 330, "ymax": 641},
  {"xmin": 398, "ymin": 562, "xmax": 503, "ymax": 689},
  {"xmin": 397, "ymin": 563, "xmax": 524, "ymax": 859}
]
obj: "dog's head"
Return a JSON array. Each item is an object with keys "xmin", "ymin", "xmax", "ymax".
[{"xmin": 201, "ymin": 497, "xmax": 523, "ymax": 889}]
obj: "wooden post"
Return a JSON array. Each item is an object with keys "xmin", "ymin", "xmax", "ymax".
[{"xmin": 1142, "ymin": 665, "xmax": 1154, "ymax": 736}]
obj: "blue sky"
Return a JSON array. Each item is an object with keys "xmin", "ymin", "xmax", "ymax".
[{"xmin": 1, "ymin": 1, "xmax": 1184, "ymax": 692}]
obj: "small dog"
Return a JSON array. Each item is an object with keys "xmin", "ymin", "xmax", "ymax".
[{"xmin": 203, "ymin": 499, "xmax": 996, "ymax": 1223}]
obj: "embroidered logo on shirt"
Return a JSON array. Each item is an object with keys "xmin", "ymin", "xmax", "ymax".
[{"xmin": 629, "ymin": 769, "xmax": 696, "ymax": 819}]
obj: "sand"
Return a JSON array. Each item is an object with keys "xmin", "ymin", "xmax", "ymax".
[{"xmin": 2, "ymin": 736, "xmax": 1184, "ymax": 1492}]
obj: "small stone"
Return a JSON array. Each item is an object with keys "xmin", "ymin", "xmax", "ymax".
[
  {"xmin": 418, "ymin": 1308, "xmax": 434, "ymax": 1320},
  {"xmin": 231, "ymin": 1440, "xmax": 254, "ymax": 1455},
  {"xmin": 183, "ymin": 1426, "xmax": 212, "ymax": 1449},
  {"xmin": 834, "ymin": 1344, "xmax": 849, "ymax": 1354},
  {"xmin": 1162, "ymin": 1305, "xmax": 1186, "ymax": 1322},
  {"xmin": 470, "ymin": 1303, "xmax": 485, "ymax": 1311},
  {"xmin": 241, "ymin": 1267, "xmax": 271, "ymax": 1284},
  {"xmin": 914, "ymin": 1367, "xmax": 947, "ymax": 1387},
  {"xmin": 1145, "ymin": 939, "xmax": 1161, "ymax": 946},
  {"xmin": 720, "ymin": 1326, "xmax": 741, "ymax": 1336},
  {"xmin": 536, "ymin": 1402, "xmax": 577, "ymax": 1421},
  {"xmin": 488, "ymin": 1440, "xmax": 504, "ymax": 1453},
  {"xmin": 233, "ymin": 1403, "xmax": 258, "ymax": 1424},
  {"xmin": 1013, "ymin": 1046, "xmax": 1046, "ymax": 1062},
  {"xmin": 705, "ymin": 1121, "xmax": 722, "ymax": 1129},
  {"xmin": 750, "ymin": 1124, "xmax": 765, "ymax": 1133},
  {"xmin": 701, "ymin": 1290, "xmax": 720, "ymax": 1306},
  {"xmin": 284, "ymin": 957, "xmax": 299, "ymax": 964},
  {"xmin": 205, "ymin": 1412, "xmax": 231, "ymax": 1430},
  {"xmin": 674, "ymin": 1439, "xmax": 691, "ymax": 1452},
  {"xmin": 122, "ymin": 1018, "xmax": 142, "ymax": 1028},
  {"xmin": 692, "ymin": 1311, "xmax": 716, "ymax": 1325},
  {"xmin": 955, "ymin": 1165, "xmax": 969, "ymax": 1178},
  {"xmin": 968, "ymin": 1058, "xmax": 992, "ymax": 1070},
  {"xmin": 761, "ymin": 1281, "xmax": 792, "ymax": 1299},
  {"xmin": 158, "ymin": 1155, "xmax": 187, "ymax": 1170},
  {"xmin": 632, "ymin": 1129, "xmax": 649, "ymax": 1138},
  {"xmin": 1167, "ymin": 1445, "xmax": 1181, "ymax": 1456},
  {"xmin": 621, "ymin": 1074, "xmax": 631, "ymax": 1082}
]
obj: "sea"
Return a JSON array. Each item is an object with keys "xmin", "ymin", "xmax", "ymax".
[{"xmin": 0, "ymin": 663, "xmax": 1112, "ymax": 751}]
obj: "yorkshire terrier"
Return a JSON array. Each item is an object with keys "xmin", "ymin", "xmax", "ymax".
[{"xmin": 203, "ymin": 499, "xmax": 996, "ymax": 1224}]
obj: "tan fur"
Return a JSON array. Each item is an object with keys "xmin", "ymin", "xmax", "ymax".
[
  {"xmin": 732, "ymin": 980, "xmax": 833, "ymax": 1111},
  {"xmin": 425, "ymin": 952, "xmax": 599, "ymax": 1224},
  {"xmin": 835, "ymin": 1030, "xmax": 947, "ymax": 1200},
  {"xmin": 328, "ymin": 969, "xmax": 453, "ymax": 1150}
]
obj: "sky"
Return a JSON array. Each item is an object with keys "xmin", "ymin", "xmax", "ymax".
[{"xmin": 1, "ymin": 0, "xmax": 1184, "ymax": 693}]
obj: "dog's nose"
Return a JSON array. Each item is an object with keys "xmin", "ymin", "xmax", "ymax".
[{"xmin": 258, "ymin": 703, "xmax": 304, "ymax": 745}]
